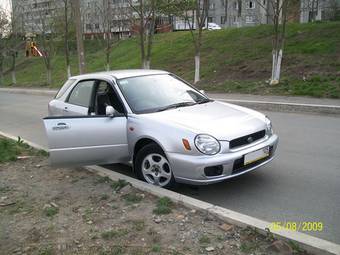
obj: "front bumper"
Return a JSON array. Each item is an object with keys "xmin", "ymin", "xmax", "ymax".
[{"xmin": 167, "ymin": 134, "xmax": 279, "ymax": 185}]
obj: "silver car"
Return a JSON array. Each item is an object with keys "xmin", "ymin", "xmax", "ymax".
[{"xmin": 44, "ymin": 70, "xmax": 279, "ymax": 188}]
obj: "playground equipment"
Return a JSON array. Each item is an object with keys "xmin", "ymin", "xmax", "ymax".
[{"xmin": 25, "ymin": 34, "xmax": 44, "ymax": 57}]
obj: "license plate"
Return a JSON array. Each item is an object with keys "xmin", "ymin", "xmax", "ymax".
[{"xmin": 244, "ymin": 147, "xmax": 269, "ymax": 165}]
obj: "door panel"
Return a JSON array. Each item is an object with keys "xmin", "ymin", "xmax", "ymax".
[{"xmin": 43, "ymin": 116, "xmax": 129, "ymax": 166}]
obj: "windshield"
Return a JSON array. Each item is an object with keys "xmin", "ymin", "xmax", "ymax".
[{"xmin": 117, "ymin": 74, "xmax": 211, "ymax": 114}]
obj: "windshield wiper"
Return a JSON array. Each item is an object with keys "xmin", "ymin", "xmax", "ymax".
[
  {"xmin": 197, "ymin": 98, "xmax": 214, "ymax": 104},
  {"xmin": 155, "ymin": 102, "xmax": 197, "ymax": 112}
]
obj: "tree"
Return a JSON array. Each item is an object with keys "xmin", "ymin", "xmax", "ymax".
[
  {"xmin": 61, "ymin": 0, "xmax": 72, "ymax": 78},
  {"xmin": 190, "ymin": 0, "xmax": 208, "ymax": 84},
  {"xmin": 90, "ymin": 0, "xmax": 131, "ymax": 71},
  {"xmin": 257, "ymin": 0, "xmax": 290, "ymax": 84},
  {"xmin": 129, "ymin": 0, "xmax": 157, "ymax": 69},
  {"xmin": 0, "ymin": 8, "xmax": 9, "ymax": 87},
  {"xmin": 26, "ymin": 5, "xmax": 58, "ymax": 86},
  {"xmin": 72, "ymin": 0, "xmax": 86, "ymax": 74},
  {"xmin": 161, "ymin": 0, "xmax": 208, "ymax": 83}
]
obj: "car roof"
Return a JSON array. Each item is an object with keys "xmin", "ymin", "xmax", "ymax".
[{"xmin": 70, "ymin": 69, "xmax": 169, "ymax": 80}]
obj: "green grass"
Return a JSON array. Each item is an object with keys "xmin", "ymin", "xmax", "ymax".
[
  {"xmin": 3, "ymin": 21, "xmax": 340, "ymax": 98},
  {"xmin": 153, "ymin": 197, "xmax": 173, "ymax": 215},
  {"xmin": 151, "ymin": 244, "xmax": 161, "ymax": 253},
  {"xmin": 101, "ymin": 229, "xmax": 129, "ymax": 240},
  {"xmin": 110, "ymin": 179, "xmax": 129, "ymax": 192},
  {"xmin": 132, "ymin": 220, "xmax": 145, "ymax": 231},
  {"xmin": 199, "ymin": 235, "xmax": 211, "ymax": 245},
  {"xmin": 43, "ymin": 206, "xmax": 59, "ymax": 217},
  {"xmin": 0, "ymin": 136, "xmax": 46, "ymax": 163},
  {"xmin": 122, "ymin": 193, "xmax": 143, "ymax": 205}
]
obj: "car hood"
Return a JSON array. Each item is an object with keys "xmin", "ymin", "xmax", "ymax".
[{"xmin": 145, "ymin": 101, "xmax": 266, "ymax": 141}]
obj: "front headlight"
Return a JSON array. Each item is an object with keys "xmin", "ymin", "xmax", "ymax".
[
  {"xmin": 194, "ymin": 134, "xmax": 221, "ymax": 155},
  {"xmin": 265, "ymin": 117, "xmax": 273, "ymax": 136}
]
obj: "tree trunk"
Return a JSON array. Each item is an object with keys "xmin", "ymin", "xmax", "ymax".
[
  {"xmin": 194, "ymin": 53, "xmax": 200, "ymax": 84},
  {"xmin": 270, "ymin": 49, "xmax": 282, "ymax": 85},
  {"xmin": 64, "ymin": 0, "xmax": 71, "ymax": 78},
  {"xmin": 106, "ymin": 44, "xmax": 111, "ymax": 71},
  {"xmin": 145, "ymin": 60, "xmax": 151, "ymax": 69},
  {"xmin": 11, "ymin": 71, "xmax": 16, "ymax": 85},
  {"xmin": 67, "ymin": 65, "xmax": 71, "ymax": 78},
  {"xmin": 47, "ymin": 67, "xmax": 52, "ymax": 85},
  {"xmin": 145, "ymin": 3, "xmax": 155, "ymax": 70},
  {"xmin": 73, "ymin": 0, "xmax": 86, "ymax": 74},
  {"xmin": 0, "ymin": 55, "xmax": 3, "ymax": 87},
  {"xmin": 11, "ymin": 54, "xmax": 16, "ymax": 85}
]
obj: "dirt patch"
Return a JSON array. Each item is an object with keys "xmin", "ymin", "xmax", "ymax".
[{"xmin": 0, "ymin": 156, "xmax": 309, "ymax": 255}]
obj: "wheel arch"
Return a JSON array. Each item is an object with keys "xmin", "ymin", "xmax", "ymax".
[{"xmin": 133, "ymin": 137, "xmax": 167, "ymax": 166}]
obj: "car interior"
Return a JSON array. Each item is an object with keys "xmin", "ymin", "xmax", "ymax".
[{"xmin": 90, "ymin": 80, "xmax": 125, "ymax": 115}]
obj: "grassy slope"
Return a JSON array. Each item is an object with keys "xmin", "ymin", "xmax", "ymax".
[{"xmin": 3, "ymin": 21, "xmax": 340, "ymax": 98}]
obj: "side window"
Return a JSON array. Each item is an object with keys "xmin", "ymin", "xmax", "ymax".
[
  {"xmin": 95, "ymin": 81, "xmax": 125, "ymax": 115},
  {"xmin": 68, "ymin": 80, "xmax": 95, "ymax": 107},
  {"xmin": 55, "ymin": 79, "xmax": 76, "ymax": 99}
]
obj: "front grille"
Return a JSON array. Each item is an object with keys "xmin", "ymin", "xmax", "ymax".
[
  {"xmin": 232, "ymin": 146, "xmax": 273, "ymax": 175},
  {"xmin": 229, "ymin": 130, "xmax": 266, "ymax": 149}
]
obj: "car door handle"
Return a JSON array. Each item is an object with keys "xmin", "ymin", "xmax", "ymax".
[
  {"xmin": 63, "ymin": 107, "xmax": 68, "ymax": 112},
  {"xmin": 52, "ymin": 122, "xmax": 70, "ymax": 131}
]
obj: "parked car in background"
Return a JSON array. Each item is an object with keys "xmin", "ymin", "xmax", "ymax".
[
  {"xmin": 44, "ymin": 70, "xmax": 279, "ymax": 188},
  {"xmin": 207, "ymin": 23, "xmax": 222, "ymax": 30}
]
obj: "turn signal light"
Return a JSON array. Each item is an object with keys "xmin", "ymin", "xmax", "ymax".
[{"xmin": 182, "ymin": 139, "xmax": 191, "ymax": 150}]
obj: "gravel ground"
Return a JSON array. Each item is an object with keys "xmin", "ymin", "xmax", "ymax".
[{"xmin": 0, "ymin": 155, "xmax": 309, "ymax": 255}]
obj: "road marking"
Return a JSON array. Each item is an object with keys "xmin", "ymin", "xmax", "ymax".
[{"xmin": 214, "ymin": 98, "xmax": 340, "ymax": 109}]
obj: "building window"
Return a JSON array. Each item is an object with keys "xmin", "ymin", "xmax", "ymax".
[
  {"xmin": 207, "ymin": 17, "xmax": 213, "ymax": 23},
  {"xmin": 263, "ymin": 0, "xmax": 266, "ymax": 5},
  {"xmin": 245, "ymin": 16, "xmax": 255, "ymax": 23},
  {"xmin": 246, "ymin": 1, "xmax": 255, "ymax": 9},
  {"xmin": 233, "ymin": 16, "xmax": 237, "ymax": 23},
  {"xmin": 209, "ymin": 3, "xmax": 215, "ymax": 9},
  {"xmin": 221, "ymin": 16, "xmax": 226, "ymax": 24},
  {"xmin": 95, "ymin": 24, "xmax": 100, "ymax": 29},
  {"xmin": 233, "ymin": 1, "xmax": 238, "ymax": 10},
  {"xmin": 86, "ymin": 24, "xmax": 92, "ymax": 30}
]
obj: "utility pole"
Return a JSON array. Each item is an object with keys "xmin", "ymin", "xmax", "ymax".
[{"xmin": 72, "ymin": 0, "xmax": 86, "ymax": 74}]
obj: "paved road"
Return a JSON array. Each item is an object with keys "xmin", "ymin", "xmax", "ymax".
[{"xmin": 0, "ymin": 92, "xmax": 339, "ymax": 244}]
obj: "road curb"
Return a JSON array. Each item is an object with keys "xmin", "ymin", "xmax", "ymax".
[
  {"xmin": 1, "ymin": 88, "xmax": 340, "ymax": 115},
  {"xmin": 0, "ymin": 132, "xmax": 339, "ymax": 255},
  {"xmin": 0, "ymin": 88, "xmax": 57, "ymax": 96},
  {"xmin": 215, "ymin": 98, "xmax": 340, "ymax": 115}
]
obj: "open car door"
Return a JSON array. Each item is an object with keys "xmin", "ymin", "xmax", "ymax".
[{"xmin": 43, "ymin": 115, "xmax": 129, "ymax": 166}]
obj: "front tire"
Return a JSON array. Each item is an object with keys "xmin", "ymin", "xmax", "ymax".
[{"xmin": 135, "ymin": 143, "xmax": 176, "ymax": 188}]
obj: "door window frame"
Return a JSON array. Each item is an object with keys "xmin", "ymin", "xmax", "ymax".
[{"xmin": 65, "ymin": 78, "xmax": 128, "ymax": 117}]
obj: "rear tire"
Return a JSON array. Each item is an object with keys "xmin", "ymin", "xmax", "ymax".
[{"xmin": 135, "ymin": 143, "xmax": 176, "ymax": 189}]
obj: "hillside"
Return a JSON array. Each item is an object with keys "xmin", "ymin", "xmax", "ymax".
[{"xmin": 3, "ymin": 21, "xmax": 340, "ymax": 98}]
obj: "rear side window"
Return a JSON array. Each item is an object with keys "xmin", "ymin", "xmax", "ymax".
[
  {"xmin": 68, "ymin": 80, "xmax": 95, "ymax": 107},
  {"xmin": 55, "ymin": 79, "xmax": 76, "ymax": 99}
]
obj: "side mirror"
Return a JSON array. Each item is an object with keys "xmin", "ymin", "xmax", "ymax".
[
  {"xmin": 199, "ymin": 90, "xmax": 206, "ymax": 95},
  {"xmin": 105, "ymin": 105, "xmax": 116, "ymax": 117}
]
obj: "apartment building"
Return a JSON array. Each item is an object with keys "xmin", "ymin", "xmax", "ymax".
[
  {"xmin": 300, "ymin": 0, "xmax": 339, "ymax": 22},
  {"xmin": 81, "ymin": 0, "xmax": 131, "ymax": 39},
  {"xmin": 11, "ymin": 0, "xmax": 131, "ymax": 37},
  {"xmin": 207, "ymin": 0, "xmax": 270, "ymax": 28},
  {"xmin": 11, "ymin": 0, "xmax": 58, "ymax": 35}
]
